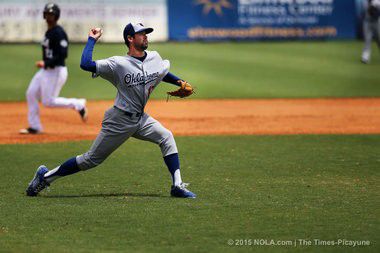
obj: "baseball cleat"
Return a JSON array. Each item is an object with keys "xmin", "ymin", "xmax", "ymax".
[
  {"xmin": 26, "ymin": 165, "xmax": 50, "ymax": 197},
  {"xmin": 361, "ymin": 58, "xmax": 369, "ymax": 64},
  {"xmin": 78, "ymin": 107, "xmax": 88, "ymax": 122},
  {"xmin": 19, "ymin": 127, "xmax": 40, "ymax": 135},
  {"xmin": 361, "ymin": 52, "xmax": 370, "ymax": 64},
  {"xmin": 170, "ymin": 182, "xmax": 196, "ymax": 198}
]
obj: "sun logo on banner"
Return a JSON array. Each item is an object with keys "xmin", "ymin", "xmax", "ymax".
[{"xmin": 194, "ymin": 0, "xmax": 233, "ymax": 16}]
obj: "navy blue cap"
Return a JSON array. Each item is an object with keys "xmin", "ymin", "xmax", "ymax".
[{"xmin": 123, "ymin": 23, "xmax": 153, "ymax": 43}]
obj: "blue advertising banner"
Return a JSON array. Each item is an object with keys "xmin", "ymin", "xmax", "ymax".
[{"xmin": 168, "ymin": 0, "xmax": 358, "ymax": 40}]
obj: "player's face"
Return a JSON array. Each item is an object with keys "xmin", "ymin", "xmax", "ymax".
[
  {"xmin": 133, "ymin": 32, "xmax": 148, "ymax": 51},
  {"xmin": 44, "ymin": 13, "xmax": 56, "ymax": 24}
]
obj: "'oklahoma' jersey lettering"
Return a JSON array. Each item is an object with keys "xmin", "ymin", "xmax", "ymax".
[{"xmin": 95, "ymin": 50, "xmax": 170, "ymax": 113}]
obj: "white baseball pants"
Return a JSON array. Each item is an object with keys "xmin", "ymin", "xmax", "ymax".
[
  {"xmin": 362, "ymin": 19, "xmax": 380, "ymax": 62},
  {"xmin": 26, "ymin": 66, "xmax": 85, "ymax": 131}
]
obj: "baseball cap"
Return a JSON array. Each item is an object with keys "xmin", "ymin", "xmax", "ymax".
[{"xmin": 123, "ymin": 23, "xmax": 153, "ymax": 41}]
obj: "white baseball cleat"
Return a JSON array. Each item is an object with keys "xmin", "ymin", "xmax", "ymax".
[{"xmin": 361, "ymin": 51, "xmax": 370, "ymax": 64}]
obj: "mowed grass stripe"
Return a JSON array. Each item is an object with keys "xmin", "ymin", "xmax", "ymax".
[
  {"xmin": 0, "ymin": 41, "xmax": 380, "ymax": 101},
  {"xmin": 0, "ymin": 135, "xmax": 378, "ymax": 252}
]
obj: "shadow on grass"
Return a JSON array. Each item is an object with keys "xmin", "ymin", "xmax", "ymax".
[{"xmin": 41, "ymin": 192, "xmax": 168, "ymax": 198}]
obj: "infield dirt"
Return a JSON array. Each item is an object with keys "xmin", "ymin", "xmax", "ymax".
[{"xmin": 1, "ymin": 98, "xmax": 379, "ymax": 144}]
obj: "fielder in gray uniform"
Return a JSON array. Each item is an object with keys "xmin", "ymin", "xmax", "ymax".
[
  {"xmin": 361, "ymin": 0, "xmax": 380, "ymax": 63},
  {"xmin": 26, "ymin": 23, "xmax": 196, "ymax": 198}
]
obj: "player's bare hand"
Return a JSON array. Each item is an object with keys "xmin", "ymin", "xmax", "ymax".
[
  {"xmin": 35, "ymin": 61, "xmax": 44, "ymax": 68},
  {"xmin": 89, "ymin": 28, "xmax": 103, "ymax": 41}
]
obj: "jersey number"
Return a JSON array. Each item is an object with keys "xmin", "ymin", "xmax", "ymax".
[{"xmin": 45, "ymin": 49, "xmax": 53, "ymax": 59}]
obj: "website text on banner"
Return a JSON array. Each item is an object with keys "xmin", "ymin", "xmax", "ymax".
[{"xmin": 168, "ymin": 0, "xmax": 357, "ymax": 41}]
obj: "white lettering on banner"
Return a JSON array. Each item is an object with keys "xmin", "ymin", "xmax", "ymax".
[
  {"xmin": 239, "ymin": 6, "xmax": 287, "ymax": 15},
  {"xmin": 238, "ymin": 0, "xmax": 334, "ymax": 26},
  {"xmin": 239, "ymin": 0, "xmax": 333, "ymax": 4},
  {"xmin": 288, "ymin": 5, "xmax": 333, "ymax": 15},
  {"xmin": 239, "ymin": 16, "xmax": 318, "ymax": 25}
]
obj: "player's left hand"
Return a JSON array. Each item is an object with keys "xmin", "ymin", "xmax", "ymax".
[
  {"xmin": 35, "ymin": 61, "xmax": 45, "ymax": 68},
  {"xmin": 167, "ymin": 80, "xmax": 194, "ymax": 99}
]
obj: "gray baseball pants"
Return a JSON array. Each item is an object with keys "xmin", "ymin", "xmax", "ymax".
[{"xmin": 76, "ymin": 106, "xmax": 178, "ymax": 170}]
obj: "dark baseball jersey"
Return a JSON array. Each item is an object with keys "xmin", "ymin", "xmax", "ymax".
[
  {"xmin": 42, "ymin": 25, "xmax": 68, "ymax": 68},
  {"xmin": 366, "ymin": 0, "xmax": 380, "ymax": 21}
]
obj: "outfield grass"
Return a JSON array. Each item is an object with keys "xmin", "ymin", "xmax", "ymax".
[
  {"xmin": 0, "ymin": 41, "xmax": 379, "ymax": 101},
  {"xmin": 0, "ymin": 135, "xmax": 378, "ymax": 252}
]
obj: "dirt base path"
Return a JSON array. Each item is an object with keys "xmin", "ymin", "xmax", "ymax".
[{"xmin": 1, "ymin": 98, "xmax": 380, "ymax": 144}]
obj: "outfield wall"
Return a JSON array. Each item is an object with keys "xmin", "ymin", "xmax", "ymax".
[{"xmin": 0, "ymin": 0, "xmax": 363, "ymax": 43}]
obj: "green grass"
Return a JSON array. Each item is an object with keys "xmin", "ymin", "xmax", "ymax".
[
  {"xmin": 0, "ymin": 41, "xmax": 380, "ymax": 101},
  {"xmin": 0, "ymin": 135, "xmax": 379, "ymax": 252}
]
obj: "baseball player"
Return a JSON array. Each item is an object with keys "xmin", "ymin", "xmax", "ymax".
[
  {"xmin": 26, "ymin": 23, "xmax": 196, "ymax": 198},
  {"xmin": 361, "ymin": 0, "xmax": 380, "ymax": 63},
  {"xmin": 20, "ymin": 3, "xmax": 88, "ymax": 134}
]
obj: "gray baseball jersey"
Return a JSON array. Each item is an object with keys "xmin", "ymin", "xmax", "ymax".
[
  {"xmin": 76, "ymin": 51, "xmax": 177, "ymax": 170},
  {"xmin": 95, "ymin": 51, "xmax": 170, "ymax": 113}
]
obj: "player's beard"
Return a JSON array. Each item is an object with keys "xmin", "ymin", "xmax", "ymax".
[
  {"xmin": 134, "ymin": 41, "xmax": 148, "ymax": 51},
  {"xmin": 141, "ymin": 43, "xmax": 148, "ymax": 51}
]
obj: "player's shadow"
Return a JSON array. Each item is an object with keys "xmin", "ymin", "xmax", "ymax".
[{"xmin": 41, "ymin": 192, "xmax": 168, "ymax": 198}]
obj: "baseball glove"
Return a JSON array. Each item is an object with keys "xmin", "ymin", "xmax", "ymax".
[{"xmin": 167, "ymin": 80, "xmax": 194, "ymax": 99}]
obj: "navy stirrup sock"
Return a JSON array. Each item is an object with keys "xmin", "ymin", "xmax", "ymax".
[
  {"xmin": 164, "ymin": 153, "xmax": 182, "ymax": 186},
  {"xmin": 164, "ymin": 153, "xmax": 179, "ymax": 175},
  {"xmin": 44, "ymin": 157, "xmax": 80, "ymax": 182},
  {"xmin": 55, "ymin": 157, "xmax": 80, "ymax": 176}
]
